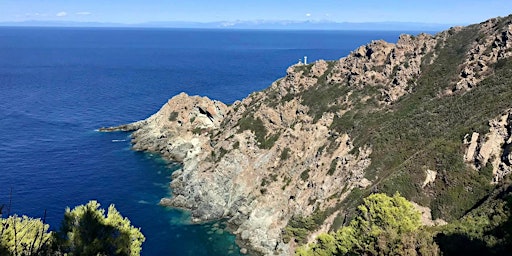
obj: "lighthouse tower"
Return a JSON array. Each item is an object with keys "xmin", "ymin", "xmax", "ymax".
[{"xmin": 304, "ymin": 56, "xmax": 308, "ymax": 65}]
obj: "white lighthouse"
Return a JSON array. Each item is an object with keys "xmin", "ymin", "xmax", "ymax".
[{"xmin": 304, "ymin": 56, "xmax": 308, "ymax": 65}]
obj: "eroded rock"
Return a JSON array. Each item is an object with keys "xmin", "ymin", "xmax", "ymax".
[{"xmin": 464, "ymin": 109, "xmax": 512, "ymax": 183}]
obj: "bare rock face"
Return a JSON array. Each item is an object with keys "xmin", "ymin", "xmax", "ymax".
[
  {"xmin": 102, "ymin": 92, "xmax": 228, "ymax": 163},
  {"xmin": 422, "ymin": 169, "xmax": 437, "ymax": 188},
  {"xmin": 449, "ymin": 19, "xmax": 512, "ymax": 93},
  {"xmin": 328, "ymin": 33, "xmax": 438, "ymax": 103},
  {"xmin": 464, "ymin": 109, "xmax": 512, "ymax": 183},
  {"xmin": 411, "ymin": 202, "xmax": 447, "ymax": 227},
  {"xmin": 464, "ymin": 132, "xmax": 481, "ymax": 162}
]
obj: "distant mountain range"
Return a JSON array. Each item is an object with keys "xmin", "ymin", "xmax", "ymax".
[{"xmin": 0, "ymin": 20, "xmax": 455, "ymax": 31}]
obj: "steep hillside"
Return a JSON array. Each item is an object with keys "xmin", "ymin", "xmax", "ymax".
[{"xmin": 101, "ymin": 14, "xmax": 512, "ymax": 255}]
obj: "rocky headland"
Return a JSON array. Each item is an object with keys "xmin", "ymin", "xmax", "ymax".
[{"xmin": 101, "ymin": 14, "xmax": 512, "ymax": 255}]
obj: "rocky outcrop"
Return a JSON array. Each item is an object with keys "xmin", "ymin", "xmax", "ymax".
[
  {"xmin": 464, "ymin": 109, "xmax": 512, "ymax": 183},
  {"xmin": 411, "ymin": 202, "xmax": 447, "ymax": 227},
  {"xmin": 101, "ymin": 92, "xmax": 228, "ymax": 163},
  {"xmin": 99, "ymin": 120, "xmax": 145, "ymax": 132},
  {"xmin": 328, "ymin": 33, "xmax": 438, "ymax": 102},
  {"xmin": 464, "ymin": 132, "xmax": 481, "ymax": 162},
  {"xmin": 449, "ymin": 18, "xmax": 512, "ymax": 93},
  {"xmin": 422, "ymin": 169, "xmax": 437, "ymax": 188}
]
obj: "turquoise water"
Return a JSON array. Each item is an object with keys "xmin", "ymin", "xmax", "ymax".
[{"xmin": 0, "ymin": 27, "xmax": 425, "ymax": 255}]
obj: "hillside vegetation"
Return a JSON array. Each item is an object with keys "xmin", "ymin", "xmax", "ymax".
[{"xmin": 300, "ymin": 179, "xmax": 512, "ymax": 255}]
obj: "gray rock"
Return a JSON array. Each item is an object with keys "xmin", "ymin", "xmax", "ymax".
[{"xmin": 241, "ymin": 230, "xmax": 250, "ymax": 240}]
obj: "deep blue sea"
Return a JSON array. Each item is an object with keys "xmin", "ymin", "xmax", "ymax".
[{"xmin": 0, "ymin": 27, "xmax": 428, "ymax": 255}]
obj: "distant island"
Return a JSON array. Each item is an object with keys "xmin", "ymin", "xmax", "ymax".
[{"xmin": 0, "ymin": 20, "xmax": 453, "ymax": 31}]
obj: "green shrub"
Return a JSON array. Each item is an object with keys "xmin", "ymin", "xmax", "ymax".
[
  {"xmin": 280, "ymin": 147, "xmax": 291, "ymax": 160},
  {"xmin": 168, "ymin": 111, "xmax": 179, "ymax": 121},
  {"xmin": 217, "ymin": 147, "xmax": 228, "ymax": 160},
  {"xmin": 238, "ymin": 116, "xmax": 279, "ymax": 149},
  {"xmin": 328, "ymin": 159, "xmax": 337, "ymax": 176},
  {"xmin": 192, "ymin": 127, "xmax": 208, "ymax": 134},
  {"xmin": 0, "ymin": 215, "xmax": 53, "ymax": 255},
  {"xmin": 56, "ymin": 201, "xmax": 145, "ymax": 256},
  {"xmin": 232, "ymin": 141, "xmax": 240, "ymax": 150},
  {"xmin": 1, "ymin": 200, "xmax": 145, "ymax": 256},
  {"xmin": 297, "ymin": 193, "xmax": 435, "ymax": 256},
  {"xmin": 282, "ymin": 177, "xmax": 292, "ymax": 190},
  {"xmin": 300, "ymin": 170, "xmax": 310, "ymax": 181}
]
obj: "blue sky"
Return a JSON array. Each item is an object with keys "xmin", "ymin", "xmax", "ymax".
[{"xmin": 2, "ymin": 0, "xmax": 512, "ymax": 25}]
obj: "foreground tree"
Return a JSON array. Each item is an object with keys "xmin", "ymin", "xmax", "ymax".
[
  {"xmin": 56, "ymin": 201, "xmax": 145, "ymax": 256},
  {"xmin": 297, "ymin": 193, "xmax": 438, "ymax": 256},
  {"xmin": 0, "ymin": 214, "xmax": 53, "ymax": 255}
]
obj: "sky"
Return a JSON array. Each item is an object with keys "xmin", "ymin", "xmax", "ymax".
[{"xmin": 2, "ymin": 0, "xmax": 512, "ymax": 25}]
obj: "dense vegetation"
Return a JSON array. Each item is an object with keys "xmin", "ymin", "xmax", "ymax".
[
  {"xmin": 0, "ymin": 201, "xmax": 144, "ymax": 256},
  {"xmin": 298, "ymin": 180, "xmax": 512, "ymax": 255},
  {"xmin": 296, "ymin": 193, "xmax": 438, "ymax": 256},
  {"xmin": 0, "ymin": 214, "xmax": 53, "ymax": 255},
  {"xmin": 434, "ymin": 176, "xmax": 512, "ymax": 255}
]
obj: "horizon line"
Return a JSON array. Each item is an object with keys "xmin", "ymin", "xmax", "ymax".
[{"xmin": 0, "ymin": 20, "xmax": 457, "ymax": 31}]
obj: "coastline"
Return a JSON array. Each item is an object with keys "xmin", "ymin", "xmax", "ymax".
[{"xmin": 98, "ymin": 15, "xmax": 512, "ymax": 255}]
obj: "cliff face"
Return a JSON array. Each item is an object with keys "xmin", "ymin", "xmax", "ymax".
[{"xmin": 102, "ymin": 15, "xmax": 512, "ymax": 255}]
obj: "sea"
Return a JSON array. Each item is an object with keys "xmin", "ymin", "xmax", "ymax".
[{"xmin": 0, "ymin": 27, "xmax": 433, "ymax": 255}]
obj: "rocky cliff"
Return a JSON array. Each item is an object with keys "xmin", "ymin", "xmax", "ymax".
[{"xmin": 101, "ymin": 14, "xmax": 512, "ymax": 255}]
